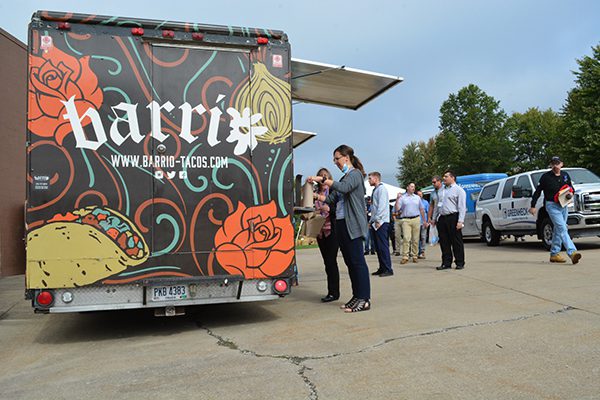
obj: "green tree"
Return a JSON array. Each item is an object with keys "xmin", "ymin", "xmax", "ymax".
[
  {"xmin": 561, "ymin": 44, "xmax": 600, "ymax": 175},
  {"xmin": 437, "ymin": 84, "xmax": 512, "ymax": 174},
  {"xmin": 396, "ymin": 138, "xmax": 437, "ymax": 189},
  {"xmin": 505, "ymin": 107, "xmax": 563, "ymax": 173}
]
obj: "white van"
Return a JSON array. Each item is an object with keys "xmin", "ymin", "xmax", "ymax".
[{"xmin": 475, "ymin": 168, "xmax": 600, "ymax": 249}]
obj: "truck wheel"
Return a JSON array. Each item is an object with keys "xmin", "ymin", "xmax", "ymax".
[
  {"xmin": 540, "ymin": 217, "xmax": 553, "ymax": 251},
  {"xmin": 483, "ymin": 220, "xmax": 500, "ymax": 246}
]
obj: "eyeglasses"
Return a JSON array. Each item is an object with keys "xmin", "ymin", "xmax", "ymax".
[{"xmin": 333, "ymin": 156, "xmax": 344, "ymax": 163}]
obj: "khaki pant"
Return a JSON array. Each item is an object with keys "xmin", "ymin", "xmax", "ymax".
[
  {"xmin": 401, "ymin": 217, "xmax": 420, "ymax": 259},
  {"xmin": 394, "ymin": 219, "xmax": 403, "ymax": 253}
]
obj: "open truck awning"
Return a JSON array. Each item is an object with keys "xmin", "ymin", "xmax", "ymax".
[
  {"xmin": 291, "ymin": 58, "xmax": 403, "ymax": 110},
  {"xmin": 292, "ymin": 129, "xmax": 317, "ymax": 148}
]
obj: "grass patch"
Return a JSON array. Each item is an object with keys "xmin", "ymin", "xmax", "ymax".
[{"xmin": 296, "ymin": 244, "xmax": 319, "ymax": 250}]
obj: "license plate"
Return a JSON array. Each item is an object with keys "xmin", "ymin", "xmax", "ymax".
[{"xmin": 150, "ymin": 285, "xmax": 188, "ymax": 301}]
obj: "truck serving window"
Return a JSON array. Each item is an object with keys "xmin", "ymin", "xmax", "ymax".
[{"xmin": 480, "ymin": 183, "xmax": 499, "ymax": 201}]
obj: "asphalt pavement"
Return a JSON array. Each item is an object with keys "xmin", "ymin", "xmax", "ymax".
[{"xmin": 1, "ymin": 237, "xmax": 599, "ymax": 399}]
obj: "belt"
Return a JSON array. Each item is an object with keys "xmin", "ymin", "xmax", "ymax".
[
  {"xmin": 402, "ymin": 215, "xmax": 419, "ymax": 219},
  {"xmin": 440, "ymin": 212, "xmax": 458, "ymax": 217}
]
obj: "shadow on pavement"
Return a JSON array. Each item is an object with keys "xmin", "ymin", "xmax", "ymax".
[{"xmin": 35, "ymin": 302, "xmax": 278, "ymax": 344}]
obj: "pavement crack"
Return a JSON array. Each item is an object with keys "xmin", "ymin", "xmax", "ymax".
[
  {"xmin": 199, "ymin": 325, "xmax": 319, "ymax": 399},
  {"xmin": 197, "ymin": 306, "xmax": 575, "ymax": 398},
  {"xmin": 370, "ymin": 306, "xmax": 575, "ymax": 350},
  {"xmin": 0, "ymin": 302, "xmax": 18, "ymax": 321},
  {"xmin": 455, "ymin": 274, "xmax": 600, "ymax": 316}
]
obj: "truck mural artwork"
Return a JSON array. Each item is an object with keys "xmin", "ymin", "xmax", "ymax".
[{"xmin": 25, "ymin": 11, "xmax": 402, "ymax": 314}]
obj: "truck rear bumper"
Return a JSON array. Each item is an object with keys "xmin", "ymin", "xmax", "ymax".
[{"xmin": 29, "ymin": 276, "xmax": 291, "ymax": 313}]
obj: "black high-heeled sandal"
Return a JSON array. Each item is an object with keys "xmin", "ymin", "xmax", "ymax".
[
  {"xmin": 345, "ymin": 298, "xmax": 371, "ymax": 313},
  {"xmin": 340, "ymin": 297, "xmax": 357, "ymax": 309}
]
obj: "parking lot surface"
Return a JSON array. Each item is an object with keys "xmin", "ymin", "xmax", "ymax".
[{"xmin": 1, "ymin": 238, "xmax": 599, "ymax": 399}]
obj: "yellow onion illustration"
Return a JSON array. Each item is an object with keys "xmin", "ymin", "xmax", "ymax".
[{"xmin": 234, "ymin": 62, "xmax": 292, "ymax": 144}]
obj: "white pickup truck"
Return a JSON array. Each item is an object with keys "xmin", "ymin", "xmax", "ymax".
[{"xmin": 475, "ymin": 168, "xmax": 600, "ymax": 249}]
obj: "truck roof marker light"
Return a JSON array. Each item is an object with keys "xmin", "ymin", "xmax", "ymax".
[
  {"xmin": 192, "ymin": 33, "xmax": 204, "ymax": 41},
  {"xmin": 131, "ymin": 27, "xmax": 144, "ymax": 36},
  {"xmin": 58, "ymin": 22, "xmax": 71, "ymax": 30},
  {"xmin": 257, "ymin": 37, "xmax": 268, "ymax": 45},
  {"xmin": 162, "ymin": 30, "xmax": 175, "ymax": 38},
  {"xmin": 273, "ymin": 279, "xmax": 288, "ymax": 294},
  {"xmin": 37, "ymin": 291, "xmax": 54, "ymax": 307}
]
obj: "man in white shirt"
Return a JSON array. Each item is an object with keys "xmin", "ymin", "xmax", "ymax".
[{"xmin": 435, "ymin": 170, "xmax": 467, "ymax": 270}]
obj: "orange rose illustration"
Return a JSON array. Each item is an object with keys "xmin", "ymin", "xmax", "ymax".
[
  {"xmin": 28, "ymin": 45, "xmax": 103, "ymax": 145},
  {"xmin": 214, "ymin": 201, "xmax": 295, "ymax": 278}
]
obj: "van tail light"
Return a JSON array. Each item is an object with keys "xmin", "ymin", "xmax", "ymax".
[
  {"xmin": 257, "ymin": 37, "xmax": 268, "ymax": 45},
  {"xmin": 162, "ymin": 30, "xmax": 175, "ymax": 38},
  {"xmin": 131, "ymin": 27, "xmax": 144, "ymax": 36},
  {"xmin": 36, "ymin": 291, "xmax": 54, "ymax": 307}
]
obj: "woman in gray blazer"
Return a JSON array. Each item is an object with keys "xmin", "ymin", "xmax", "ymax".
[{"xmin": 309, "ymin": 145, "xmax": 371, "ymax": 312}]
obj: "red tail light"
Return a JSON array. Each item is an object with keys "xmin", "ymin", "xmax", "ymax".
[
  {"xmin": 36, "ymin": 291, "xmax": 54, "ymax": 307},
  {"xmin": 257, "ymin": 37, "xmax": 268, "ymax": 45},
  {"xmin": 58, "ymin": 22, "xmax": 71, "ymax": 30},
  {"xmin": 131, "ymin": 27, "xmax": 144, "ymax": 36},
  {"xmin": 162, "ymin": 30, "xmax": 175, "ymax": 38},
  {"xmin": 192, "ymin": 33, "xmax": 204, "ymax": 41},
  {"xmin": 273, "ymin": 279, "xmax": 288, "ymax": 294}
]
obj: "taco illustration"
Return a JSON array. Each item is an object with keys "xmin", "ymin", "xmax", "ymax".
[{"xmin": 27, "ymin": 206, "xmax": 149, "ymax": 289}]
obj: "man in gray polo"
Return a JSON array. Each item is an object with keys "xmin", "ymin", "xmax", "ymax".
[{"xmin": 436, "ymin": 170, "xmax": 467, "ymax": 270}]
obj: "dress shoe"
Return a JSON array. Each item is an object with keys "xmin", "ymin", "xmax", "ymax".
[
  {"xmin": 370, "ymin": 251, "xmax": 375, "ymax": 255},
  {"xmin": 379, "ymin": 270, "xmax": 394, "ymax": 277},
  {"xmin": 364, "ymin": 251, "xmax": 370, "ymax": 256},
  {"xmin": 321, "ymin": 294, "xmax": 339, "ymax": 302},
  {"xmin": 436, "ymin": 265, "xmax": 451, "ymax": 270},
  {"xmin": 549, "ymin": 254, "xmax": 567, "ymax": 263},
  {"xmin": 393, "ymin": 251, "xmax": 401, "ymax": 256},
  {"xmin": 569, "ymin": 252, "xmax": 582, "ymax": 264},
  {"xmin": 400, "ymin": 258, "xmax": 409, "ymax": 264},
  {"xmin": 455, "ymin": 264, "xmax": 464, "ymax": 270},
  {"xmin": 371, "ymin": 269, "xmax": 383, "ymax": 276}
]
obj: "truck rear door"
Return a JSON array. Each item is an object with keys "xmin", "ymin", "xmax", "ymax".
[{"xmin": 148, "ymin": 44, "xmax": 254, "ymax": 276}]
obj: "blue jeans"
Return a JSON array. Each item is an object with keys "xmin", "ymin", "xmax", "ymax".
[
  {"xmin": 337, "ymin": 219, "xmax": 371, "ymax": 300},
  {"xmin": 546, "ymin": 201, "xmax": 577, "ymax": 256}
]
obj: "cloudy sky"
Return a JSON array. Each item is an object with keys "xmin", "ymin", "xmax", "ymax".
[{"xmin": 2, "ymin": 0, "xmax": 599, "ymax": 184}]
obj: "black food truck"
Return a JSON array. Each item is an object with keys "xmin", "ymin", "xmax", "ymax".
[{"xmin": 25, "ymin": 11, "xmax": 402, "ymax": 315}]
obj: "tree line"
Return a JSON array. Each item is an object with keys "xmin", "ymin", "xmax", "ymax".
[{"xmin": 396, "ymin": 44, "xmax": 600, "ymax": 188}]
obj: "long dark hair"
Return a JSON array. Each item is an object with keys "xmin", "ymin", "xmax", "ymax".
[
  {"xmin": 334, "ymin": 144, "xmax": 366, "ymax": 177},
  {"xmin": 316, "ymin": 167, "xmax": 332, "ymax": 191}
]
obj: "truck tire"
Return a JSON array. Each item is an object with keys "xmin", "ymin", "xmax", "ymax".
[
  {"xmin": 540, "ymin": 217, "xmax": 553, "ymax": 251},
  {"xmin": 483, "ymin": 220, "xmax": 500, "ymax": 246}
]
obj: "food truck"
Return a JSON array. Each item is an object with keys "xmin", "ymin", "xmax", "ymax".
[{"xmin": 25, "ymin": 11, "xmax": 402, "ymax": 314}]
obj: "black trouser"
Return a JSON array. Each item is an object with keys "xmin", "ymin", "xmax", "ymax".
[
  {"xmin": 317, "ymin": 231, "xmax": 340, "ymax": 297},
  {"xmin": 438, "ymin": 213, "xmax": 465, "ymax": 267}
]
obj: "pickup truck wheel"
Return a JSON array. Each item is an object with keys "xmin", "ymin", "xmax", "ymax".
[
  {"xmin": 483, "ymin": 220, "xmax": 500, "ymax": 246},
  {"xmin": 540, "ymin": 217, "xmax": 553, "ymax": 251}
]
